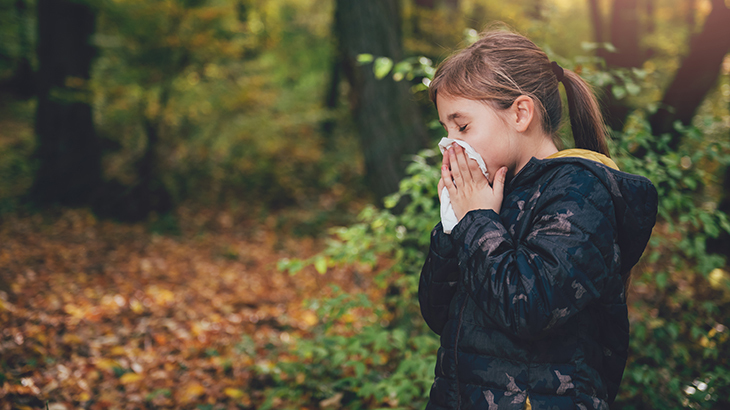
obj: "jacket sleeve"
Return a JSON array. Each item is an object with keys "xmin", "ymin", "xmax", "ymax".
[
  {"xmin": 418, "ymin": 222, "xmax": 459, "ymax": 335},
  {"xmin": 450, "ymin": 174, "xmax": 618, "ymax": 341}
]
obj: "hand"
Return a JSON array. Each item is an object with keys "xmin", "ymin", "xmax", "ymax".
[{"xmin": 441, "ymin": 144, "xmax": 508, "ymax": 219}]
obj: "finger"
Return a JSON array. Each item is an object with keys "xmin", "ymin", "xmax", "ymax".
[
  {"xmin": 467, "ymin": 154, "xmax": 484, "ymax": 183},
  {"xmin": 438, "ymin": 177, "xmax": 445, "ymax": 198},
  {"xmin": 493, "ymin": 166, "xmax": 508, "ymax": 195},
  {"xmin": 441, "ymin": 159, "xmax": 455, "ymax": 191},
  {"xmin": 489, "ymin": 167, "xmax": 508, "ymax": 214},
  {"xmin": 448, "ymin": 147, "xmax": 463, "ymax": 187},
  {"xmin": 454, "ymin": 145, "xmax": 474, "ymax": 182}
]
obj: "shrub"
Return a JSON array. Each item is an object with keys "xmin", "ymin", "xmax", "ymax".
[{"xmin": 268, "ymin": 76, "xmax": 730, "ymax": 410}]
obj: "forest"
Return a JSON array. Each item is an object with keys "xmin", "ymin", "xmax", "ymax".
[{"xmin": 1, "ymin": 0, "xmax": 729, "ymax": 409}]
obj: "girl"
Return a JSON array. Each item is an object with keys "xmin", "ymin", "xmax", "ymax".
[{"xmin": 418, "ymin": 29, "xmax": 658, "ymax": 409}]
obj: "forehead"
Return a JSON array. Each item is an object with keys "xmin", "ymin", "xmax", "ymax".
[{"xmin": 436, "ymin": 94, "xmax": 497, "ymax": 120}]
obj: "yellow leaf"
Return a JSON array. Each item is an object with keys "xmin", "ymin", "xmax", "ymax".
[
  {"xmin": 179, "ymin": 382, "xmax": 206, "ymax": 403},
  {"xmin": 96, "ymin": 358, "xmax": 120, "ymax": 371},
  {"xmin": 64, "ymin": 304, "xmax": 84, "ymax": 319},
  {"xmin": 188, "ymin": 383, "xmax": 206, "ymax": 396},
  {"xmin": 302, "ymin": 311, "xmax": 318, "ymax": 327},
  {"xmin": 119, "ymin": 372, "xmax": 143, "ymax": 384},
  {"xmin": 709, "ymin": 268, "xmax": 728, "ymax": 289},
  {"xmin": 62, "ymin": 333, "xmax": 83, "ymax": 345},
  {"xmin": 224, "ymin": 387, "xmax": 246, "ymax": 399},
  {"xmin": 35, "ymin": 332, "xmax": 47, "ymax": 344},
  {"xmin": 130, "ymin": 299, "xmax": 144, "ymax": 314},
  {"xmin": 110, "ymin": 346, "xmax": 126, "ymax": 356},
  {"xmin": 147, "ymin": 286, "xmax": 175, "ymax": 305}
]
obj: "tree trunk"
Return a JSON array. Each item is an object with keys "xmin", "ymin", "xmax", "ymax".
[
  {"xmin": 321, "ymin": 12, "xmax": 342, "ymax": 145},
  {"xmin": 528, "ymin": 0, "xmax": 545, "ymax": 21},
  {"xmin": 606, "ymin": 0, "xmax": 643, "ymax": 67},
  {"xmin": 685, "ymin": 0, "xmax": 697, "ymax": 32},
  {"xmin": 335, "ymin": 0, "xmax": 429, "ymax": 200},
  {"xmin": 647, "ymin": 0, "xmax": 730, "ymax": 149},
  {"xmin": 414, "ymin": 0, "xmax": 435, "ymax": 8},
  {"xmin": 588, "ymin": 0, "xmax": 604, "ymax": 44},
  {"xmin": 93, "ymin": 89, "xmax": 173, "ymax": 222},
  {"xmin": 30, "ymin": 0, "xmax": 100, "ymax": 206},
  {"xmin": 414, "ymin": 0, "xmax": 458, "ymax": 8},
  {"xmin": 645, "ymin": 0, "xmax": 655, "ymax": 56},
  {"xmin": 599, "ymin": 0, "xmax": 645, "ymax": 131},
  {"xmin": 644, "ymin": 1, "xmax": 730, "ymax": 263}
]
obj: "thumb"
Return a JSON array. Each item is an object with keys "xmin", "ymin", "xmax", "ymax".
[
  {"xmin": 490, "ymin": 167, "xmax": 508, "ymax": 214},
  {"xmin": 493, "ymin": 167, "xmax": 508, "ymax": 193}
]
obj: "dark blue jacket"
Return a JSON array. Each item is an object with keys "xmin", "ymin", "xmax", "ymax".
[{"xmin": 419, "ymin": 156, "xmax": 657, "ymax": 409}]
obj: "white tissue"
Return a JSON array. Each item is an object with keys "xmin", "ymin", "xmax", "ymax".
[{"xmin": 438, "ymin": 137, "xmax": 489, "ymax": 234}]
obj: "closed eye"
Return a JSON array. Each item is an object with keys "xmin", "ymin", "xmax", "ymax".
[{"xmin": 458, "ymin": 124, "xmax": 468, "ymax": 132}]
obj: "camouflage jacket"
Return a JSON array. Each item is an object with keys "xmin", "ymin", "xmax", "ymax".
[{"xmin": 419, "ymin": 155, "xmax": 657, "ymax": 410}]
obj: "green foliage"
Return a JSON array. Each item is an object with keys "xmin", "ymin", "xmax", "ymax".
[
  {"xmin": 272, "ymin": 61, "xmax": 730, "ymax": 408},
  {"xmin": 358, "ymin": 54, "xmax": 435, "ymax": 84},
  {"xmin": 91, "ymin": 0, "xmax": 353, "ymax": 205},
  {"xmin": 279, "ymin": 148, "xmax": 441, "ymax": 283},
  {"xmin": 272, "ymin": 150, "xmax": 442, "ymax": 408},
  {"xmin": 0, "ymin": 0, "xmax": 36, "ymax": 77},
  {"xmin": 0, "ymin": 99, "xmax": 35, "ymax": 213},
  {"xmin": 0, "ymin": 0, "xmax": 362, "ymax": 211},
  {"xmin": 610, "ymin": 113, "xmax": 730, "ymax": 409},
  {"xmin": 258, "ymin": 288, "xmax": 439, "ymax": 410}
]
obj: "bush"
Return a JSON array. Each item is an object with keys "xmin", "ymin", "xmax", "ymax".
[{"xmin": 267, "ymin": 82, "xmax": 730, "ymax": 410}]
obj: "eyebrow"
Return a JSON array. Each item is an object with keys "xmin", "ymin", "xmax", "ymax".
[{"xmin": 439, "ymin": 112, "xmax": 465, "ymax": 127}]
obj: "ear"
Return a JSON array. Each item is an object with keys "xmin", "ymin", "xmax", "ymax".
[{"xmin": 510, "ymin": 95, "xmax": 535, "ymax": 133}]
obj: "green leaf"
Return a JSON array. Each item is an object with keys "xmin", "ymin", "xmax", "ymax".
[
  {"xmin": 603, "ymin": 42, "xmax": 617, "ymax": 52},
  {"xmin": 655, "ymin": 272, "xmax": 668, "ymax": 289},
  {"xmin": 580, "ymin": 41, "xmax": 598, "ymax": 51},
  {"xmin": 314, "ymin": 256, "xmax": 328, "ymax": 274},
  {"xmin": 374, "ymin": 57, "xmax": 394, "ymax": 79},
  {"xmin": 353, "ymin": 361, "xmax": 366, "ymax": 378},
  {"xmin": 357, "ymin": 53, "xmax": 374, "ymax": 64},
  {"xmin": 612, "ymin": 86, "xmax": 627, "ymax": 100},
  {"xmin": 625, "ymin": 82, "xmax": 641, "ymax": 96},
  {"xmin": 631, "ymin": 67, "xmax": 648, "ymax": 79}
]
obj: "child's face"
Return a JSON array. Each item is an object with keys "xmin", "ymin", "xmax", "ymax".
[{"xmin": 437, "ymin": 94, "xmax": 522, "ymax": 182}]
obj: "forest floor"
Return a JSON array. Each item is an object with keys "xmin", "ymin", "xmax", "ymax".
[{"xmin": 0, "ymin": 205, "xmax": 373, "ymax": 410}]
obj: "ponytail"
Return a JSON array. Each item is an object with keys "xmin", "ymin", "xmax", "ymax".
[
  {"xmin": 430, "ymin": 29, "xmax": 611, "ymax": 157},
  {"xmin": 559, "ymin": 68, "xmax": 610, "ymax": 157}
]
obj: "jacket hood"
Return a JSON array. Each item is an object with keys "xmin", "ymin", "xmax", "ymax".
[{"xmin": 510, "ymin": 154, "xmax": 658, "ymax": 276}]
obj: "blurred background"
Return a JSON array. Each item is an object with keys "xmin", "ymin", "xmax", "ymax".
[{"xmin": 0, "ymin": 0, "xmax": 729, "ymax": 409}]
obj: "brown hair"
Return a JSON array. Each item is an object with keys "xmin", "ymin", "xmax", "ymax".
[{"xmin": 429, "ymin": 28, "xmax": 610, "ymax": 156}]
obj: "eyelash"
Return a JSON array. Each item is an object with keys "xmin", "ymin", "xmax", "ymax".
[{"xmin": 458, "ymin": 124, "xmax": 468, "ymax": 132}]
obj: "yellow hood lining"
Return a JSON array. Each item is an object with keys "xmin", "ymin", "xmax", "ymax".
[{"xmin": 546, "ymin": 149, "xmax": 619, "ymax": 171}]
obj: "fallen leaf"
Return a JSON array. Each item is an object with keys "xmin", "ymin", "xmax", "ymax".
[
  {"xmin": 119, "ymin": 372, "xmax": 144, "ymax": 384},
  {"xmin": 224, "ymin": 387, "xmax": 246, "ymax": 399},
  {"xmin": 179, "ymin": 382, "xmax": 206, "ymax": 403}
]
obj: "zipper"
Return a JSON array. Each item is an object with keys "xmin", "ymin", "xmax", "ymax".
[{"xmin": 454, "ymin": 298, "xmax": 467, "ymax": 409}]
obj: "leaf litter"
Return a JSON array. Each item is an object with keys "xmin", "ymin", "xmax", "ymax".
[{"xmin": 0, "ymin": 206, "xmax": 371, "ymax": 409}]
